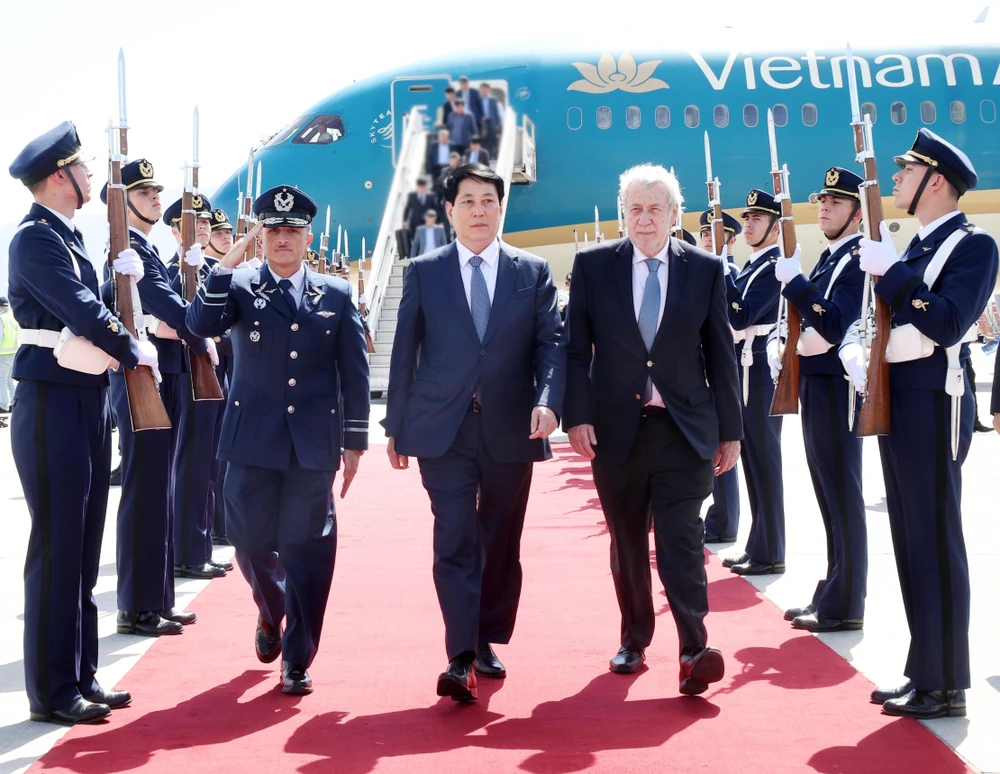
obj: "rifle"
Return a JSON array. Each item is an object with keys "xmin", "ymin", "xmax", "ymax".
[
  {"xmin": 334, "ymin": 224, "xmax": 344, "ymax": 272},
  {"xmin": 668, "ymin": 166, "xmax": 685, "ymax": 241},
  {"xmin": 317, "ymin": 206, "xmax": 331, "ymax": 275},
  {"xmin": 704, "ymin": 132, "xmax": 727, "ymax": 257},
  {"xmin": 107, "ymin": 50, "xmax": 171, "ymax": 431},
  {"xmin": 617, "ymin": 195, "xmax": 624, "ymax": 239},
  {"xmin": 848, "ymin": 43, "xmax": 890, "ymax": 436},
  {"xmin": 768, "ymin": 108, "xmax": 801, "ymax": 416},
  {"xmin": 594, "ymin": 206, "xmax": 602, "ymax": 243},
  {"xmin": 181, "ymin": 107, "xmax": 224, "ymax": 401},
  {"xmin": 236, "ymin": 148, "xmax": 255, "ymax": 262},
  {"xmin": 358, "ymin": 237, "xmax": 376, "ymax": 353}
]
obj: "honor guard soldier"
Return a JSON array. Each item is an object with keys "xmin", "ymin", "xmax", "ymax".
[
  {"xmin": 187, "ymin": 185, "xmax": 370, "ymax": 695},
  {"xmin": 163, "ymin": 196, "xmax": 230, "ymax": 580},
  {"xmin": 100, "ymin": 161, "xmax": 209, "ymax": 637},
  {"xmin": 699, "ymin": 209, "xmax": 743, "ymax": 543},
  {"xmin": 841, "ymin": 129, "xmax": 998, "ymax": 718},
  {"xmin": 8, "ymin": 122, "xmax": 160, "ymax": 724},
  {"xmin": 205, "ymin": 208, "xmax": 237, "ymax": 546},
  {"xmin": 722, "ymin": 190, "xmax": 785, "ymax": 576},
  {"xmin": 768, "ymin": 167, "xmax": 867, "ymax": 632}
]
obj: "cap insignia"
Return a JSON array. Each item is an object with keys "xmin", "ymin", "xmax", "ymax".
[
  {"xmin": 747, "ymin": 191, "xmax": 758, "ymax": 207},
  {"xmin": 139, "ymin": 161, "xmax": 153, "ymax": 179},
  {"xmin": 825, "ymin": 168, "xmax": 840, "ymax": 187},
  {"xmin": 192, "ymin": 195, "xmax": 204, "ymax": 209},
  {"xmin": 274, "ymin": 189, "xmax": 295, "ymax": 212},
  {"xmin": 214, "ymin": 210, "xmax": 226, "ymax": 223}
]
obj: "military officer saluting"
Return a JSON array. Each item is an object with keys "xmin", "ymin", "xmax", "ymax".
[
  {"xmin": 187, "ymin": 185, "xmax": 370, "ymax": 695},
  {"xmin": 7, "ymin": 122, "xmax": 160, "ymax": 724},
  {"xmin": 841, "ymin": 129, "xmax": 998, "ymax": 718},
  {"xmin": 699, "ymin": 209, "xmax": 743, "ymax": 544},
  {"xmin": 100, "ymin": 160, "xmax": 209, "ymax": 637},
  {"xmin": 722, "ymin": 190, "xmax": 785, "ymax": 576},
  {"xmin": 769, "ymin": 167, "xmax": 867, "ymax": 632}
]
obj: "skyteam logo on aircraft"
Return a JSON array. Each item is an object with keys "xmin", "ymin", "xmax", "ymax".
[
  {"xmin": 369, "ymin": 111, "xmax": 393, "ymax": 148},
  {"xmin": 568, "ymin": 52, "xmax": 669, "ymax": 93}
]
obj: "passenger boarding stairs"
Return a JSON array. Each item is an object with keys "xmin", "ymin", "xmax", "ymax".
[{"xmin": 365, "ymin": 103, "xmax": 536, "ymax": 393}]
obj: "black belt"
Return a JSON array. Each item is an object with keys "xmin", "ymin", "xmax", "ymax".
[{"xmin": 641, "ymin": 405, "xmax": 666, "ymax": 417}]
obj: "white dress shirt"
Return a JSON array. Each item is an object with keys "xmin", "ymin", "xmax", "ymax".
[
  {"xmin": 268, "ymin": 263, "xmax": 307, "ymax": 306},
  {"xmin": 39, "ymin": 204, "xmax": 77, "ymax": 234},
  {"xmin": 456, "ymin": 237, "xmax": 499, "ymax": 309},
  {"xmin": 632, "ymin": 238, "xmax": 671, "ymax": 407},
  {"xmin": 916, "ymin": 209, "xmax": 962, "ymax": 242}
]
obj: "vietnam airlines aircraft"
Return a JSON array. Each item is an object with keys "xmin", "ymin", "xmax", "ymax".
[{"xmin": 211, "ymin": 37, "xmax": 1000, "ymax": 280}]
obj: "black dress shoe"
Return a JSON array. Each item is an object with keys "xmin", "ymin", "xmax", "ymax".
[
  {"xmin": 256, "ymin": 616, "xmax": 282, "ymax": 663},
  {"xmin": 211, "ymin": 534, "xmax": 231, "ymax": 546},
  {"xmin": 784, "ymin": 604, "xmax": 815, "ymax": 622},
  {"xmin": 721, "ymin": 553, "xmax": 749, "ymax": 569},
  {"xmin": 159, "ymin": 608, "xmax": 197, "ymax": 625},
  {"xmin": 792, "ymin": 612, "xmax": 863, "ymax": 632},
  {"xmin": 437, "ymin": 656, "xmax": 478, "ymax": 702},
  {"xmin": 870, "ymin": 679, "xmax": 914, "ymax": 704},
  {"xmin": 974, "ymin": 421, "xmax": 992, "ymax": 433},
  {"xmin": 85, "ymin": 687, "xmax": 132, "ymax": 710},
  {"xmin": 473, "ymin": 643, "xmax": 506, "ymax": 679},
  {"xmin": 117, "ymin": 611, "xmax": 182, "ymax": 637},
  {"xmin": 704, "ymin": 533, "xmax": 738, "ymax": 544},
  {"xmin": 679, "ymin": 647, "xmax": 725, "ymax": 695},
  {"xmin": 609, "ymin": 647, "xmax": 645, "ymax": 674},
  {"xmin": 174, "ymin": 563, "xmax": 226, "ymax": 579},
  {"xmin": 30, "ymin": 698, "xmax": 110, "ymax": 725},
  {"xmin": 281, "ymin": 661, "xmax": 313, "ymax": 695},
  {"xmin": 109, "ymin": 464, "xmax": 122, "ymax": 487},
  {"xmin": 731, "ymin": 560, "xmax": 786, "ymax": 576},
  {"xmin": 883, "ymin": 689, "xmax": 966, "ymax": 719},
  {"xmin": 209, "ymin": 559, "xmax": 234, "ymax": 572}
]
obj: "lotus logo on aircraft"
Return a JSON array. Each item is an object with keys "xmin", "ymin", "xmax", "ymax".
[{"xmin": 568, "ymin": 52, "xmax": 669, "ymax": 94}]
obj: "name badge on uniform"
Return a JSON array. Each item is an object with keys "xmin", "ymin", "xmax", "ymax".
[{"xmin": 254, "ymin": 297, "xmax": 267, "ymax": 310}]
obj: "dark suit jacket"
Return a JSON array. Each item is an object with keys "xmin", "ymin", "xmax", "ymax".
[
  {"xmin": 439, "ymin": 100, "xmax": 455, "ymax": 128},
  {"xmin": 382, "ymin": 240, "xmax": 565, "ymax": 462},
  {"xmin": 462, "ymin": 148, "xmax": 491, "ymax": 167},
  {"xmin": 459, "ymin": 89, "xmax": 483, "ymax": 122},
  {"xmin": 403, "ymin": 191, "xmax": 440, "ymax": 235},
  {"xmin": 426, "ymin": 141, "xmax": 454, "ymax": 181},
  {"xmin": 447, "ymin": 112, "xmax": 477, "ymax": 147},
  {"xmin": 563, "ymin": 237, "xmax": 742, "ymax": 464}
]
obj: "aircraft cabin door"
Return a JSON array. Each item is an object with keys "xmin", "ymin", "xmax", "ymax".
[{"xmin": 390, "ymin": 75, "xmax": 453, "ymax": 166}]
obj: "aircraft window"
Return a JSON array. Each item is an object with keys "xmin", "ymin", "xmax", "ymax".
[
  {"xmin": 920, "ymin": 101, "xmax": 937, "ymax": 124},
  {"xmin": 292, "ymin": 114, "xmax": 346, "ymax": 144},
  {"xmin": 685, "ymin": 106, "xmax": 700, "ymax": 128},
  {"xmin": 951, "ymin": 100, "xmax": 966, "ymax": 124},
  {"xmin": 567, "ymin": 107, "xmax": 583, "ymax": 131},
  {"xmin": 861, "ymin": 102, "xmax": 877, "ymax": 123},
  {"xmin": 626, "ymin": 106, "xmax": 642, "ymax": 129},
  {"xmin": 982, "ymin": 100, "xmax": 997, "ymax": 124},
  {"xmin": 597, "ymin": 106, "xmax": 613, "ymax": 129},
  {"xmin": 802, "ymin": 104, "xmax": 818, "ymax": 127},
  {"xmin": 890, "ymin": 102, "xmax": 907, "ymax": 124},
  {"xmin": 743, "ymin": 105, "xmax": 758, "ymax": 127},
  {"xmin": 714, "ymin": 105, "xmax": 729, "ymax": 128},
  {"xmin": 265, "ymin": 115, "xmax": 310, "ymax": 147},
  {"xmin": 655, "ymin": 106, "xmax": 670, "ymax": 128},
  {"xmin": 772, "ymin": 104, "xmax": 788, "ymax": 127}
]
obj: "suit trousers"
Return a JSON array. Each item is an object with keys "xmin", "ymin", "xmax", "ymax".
[
  {"xmin": 705, "ymin": 466, "xmax": 740, "ymax": 539},
  {"xmin": 591, "ymin": 410, "xmax": 715, "ymax": 655},
  {"xmin": 11, "ymin": 380, "xmax": 111, "ymax": 715},
  {"xmin": 740, "ymin": 352, "xmax": 786, "ymax": 565},
  {"xmin": 111, "ymin": 371, "xmax": 178, "ymax": 612},
  {"xmin": 225, "ymin": 461, "xmax": 337, "ymax": 669},
  {"xmin": 800, "ymin": 373, "xmax": 867, "ymax": 621},
  {"xmin": 879, "ymin": 387, "xmax": 973, "ymax": 691},
  {"xmin": 418, "ymin": 410, "xmax": 533, "ymax": 661}
]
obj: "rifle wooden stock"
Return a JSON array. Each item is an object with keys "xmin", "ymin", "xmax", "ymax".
[
  {"xmin": 769, "ymin": 169, "xmax": 801, "ymax": 416},
  {"xmin": 707, "ymin": 181, "xmax": 726, "ymax": 256},
  {"xmin": 107, "ymin": 134, "xmax": 171, "ymax": 431},
  {"xmin": 357, "ymin": 264, "xmax": 376, "ymax": 354},
  {"xmin": 856, "ymin": 180, "xmax": 890, "ymax": 436},
  {"xmin": 180, "ymin": 188, "xmax": 224, "ymax": 401}
]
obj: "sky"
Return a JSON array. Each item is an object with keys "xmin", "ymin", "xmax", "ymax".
[{"xmin": 0, "ymin": 0, "xmax": 994, "ymax": 289}]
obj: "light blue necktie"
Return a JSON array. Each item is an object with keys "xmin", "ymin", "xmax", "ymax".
[
  {"xmin": 469, "ymin": 255, "xmax": 491, "ymax": 342},
  {"xmin": 637, "ymin": 258, "xmax": 661, "ymax": 351}
]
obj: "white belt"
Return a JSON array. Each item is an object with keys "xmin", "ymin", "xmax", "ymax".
[
  {"xmin": 19, "ymin": 328, "xmax": 61, "ymax": 348},
  {"xmin": 797, "ymin": 327, "xmax": 834, "ymax": 357},
  {"xmin": 885, "ymin": 324, "xmax": 978, "ymax": 364},
  {"xmin": 144, "ymin": 315, "xmax": 180, "ymax": 340},
  {"xmin": 731, "ymin": 323, "xmax": 773, "ymax": 344},
  {"xmin": 20, "ymin": 327, "xmax": 117, "ymax": 375}
]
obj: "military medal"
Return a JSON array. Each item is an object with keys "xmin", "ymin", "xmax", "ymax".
[
  {"xmin": 249, "ymin": 330, "xmax": 261, "ymax": 342},
  {"xmin": 254, "ymin": 297, "xmax": 267, "ymax": 310}
]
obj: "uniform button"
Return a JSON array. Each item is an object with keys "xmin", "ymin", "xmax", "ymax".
[
  {"xmin": 291, "ymin": 323, "xmax": 299, "ymax": 331},
  {"xmin": 635, "ymin": 394, "xmax": 641, "ymax": 400},
  {"xmin": 234, "ymin": 400, "xmax": 240, "ymax": 406},
  {"xmin": 287, "ymin": 406, "xmax": 295, "ymax": 414},
  {"xmin": 290, "ymin": 351, "xmax": 298, "ymax": 359},
  {"xmin": 288, "ymin": 378, "xmax": 296, "ymax": 387},
  {"xmin": 647, "ymin": 360, "xmax": 653, "ymax": 367},
  {"xmin": 330, "ymin": 408, "xmax": 336, "ymax": 415},
  {"xmin": 325, "ymin": 330, "xmax": 331, "ymax": 335},
  {"xmin": 254, "ymin": 321, "xmax": 260, "ymax": 326},
  {"xmin": 480, "ymin": 349, "xmax": 486, "ymax": 356}
]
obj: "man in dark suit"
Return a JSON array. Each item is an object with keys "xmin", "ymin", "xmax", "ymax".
[
  {"xmin": 434, "ymin": 152, "xmax": 461, "ymax": 198},
  {"xmin": 462, "ymin": 137, "xmax": 491, "ymax": 168},
  {"xmin": 478, "ymin": 83, "xmax": 500, "ymax": 157},
  {"xmin": 457, "ymin": 76, "xmax": 483, "ymax": 123},
  {"xmin": 439, "ymin": 87, "xmax": 457, "ymax": 128},
  {"xmin": 383, "ymin": 164, "xmax": 564, "ymax": 703},
  {"xmin": 411, "ymin": 209, "xmax": 448, "ymax": 257},
  {"xmin": 403, "ymin": 178, "xmax": 438, "ymax": 238},
  {"xmin": 563, "ymin": 164, "xmax": 742, "ymax": 696},
  {"xmin": 447, "ymin": 100, "xmax": 477, "ymax": 158},
  {"xmin": 426, "ymin": 128, "xmax": 453, "ymax": 182}
]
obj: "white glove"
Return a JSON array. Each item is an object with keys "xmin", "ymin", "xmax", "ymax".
[
  {"xmin": 233, "ymin": 260, "xmax": 255, "ymax": 271},
  {"xmin": 358, "ymin": 293, "xmax": 368, "ymax": 305},
  {"xmin": 184, "ymin": 245, "xmax": 204, "ymax": 268},
  {"xmin": 767, "ymin": 339, "xmax": 782, "ymax": 381},
  {"xmin": 719, "ymin": 244, "xmax": 728, "ymax": 262},
  {"xmin": 839, "ymin": 341, "xmax": 867, "ymax": 393},
  {"xmin": 136, "ymin": 339, "xmax": 162, "ymax": 384},
  {"xmin": 113, "ymin": 249, "xmax": 145, "ymax": 281},
  {"xmin": 204, "ymin": 337, "xmax": 219, "ymax": 366},
  {"xmin": 774, "ymin": 246, "xmax": 802, "ymax": 284},
  {"xmin": 858, "ymin": 222, "xmax": 899, "ymax": 277},
  {"xmin": 246, "ymin": 256, "xmax": 263, "ymax": 270}
]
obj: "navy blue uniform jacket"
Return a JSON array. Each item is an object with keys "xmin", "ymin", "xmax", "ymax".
[
  {"xmin": 382, "ymin": 241, "xmax": 565, "ymax": 462},
  {"xmin": 563, "ymin": 237, "xmax": 743, "ymax": 464},
  {"xmin": 186, "ymin": 262, "xmax": 370, "ymax": 472}
]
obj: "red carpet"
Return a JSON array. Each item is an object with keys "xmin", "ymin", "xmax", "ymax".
[{"xmin": 33, "ymin": 445, "xmax": 971, "ymax": 773}]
